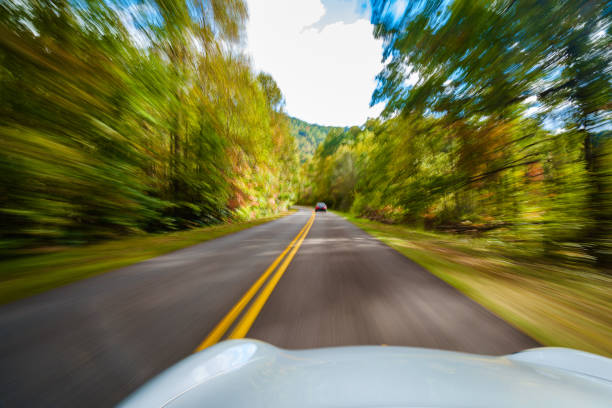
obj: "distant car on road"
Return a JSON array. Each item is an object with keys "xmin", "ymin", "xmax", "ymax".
[
  {"xmin": 119, "ymin": 340, "xmax": 612, "ymax": 408},
  {"xmin": 315, "ymin": 202, "xmax": 327, "ymax": 212}
]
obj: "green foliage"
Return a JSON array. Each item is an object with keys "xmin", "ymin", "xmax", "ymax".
[
  {"xmin": 304, "ymin": 108, "xmax": 609, "ymax": 264},
  {"xmin": 300, "ymin": 0, "xmax": 610, "ymax": 266},
  {"xmin": 288, "ymin": 116, "xmax": 343, "ymax": 162},
  {"xmin": 300, "ymin": 125, "xmax": 367, "ymax": 210},
  {"xmin": 0, "ymin": 0, "xmax": 299, "ymax": 254}
]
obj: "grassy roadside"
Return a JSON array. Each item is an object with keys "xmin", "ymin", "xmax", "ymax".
[
  {"xmin": 334, "ymin": 211, "xmax": 612, "ymax": 357},
  {"xmin": 0, "ymin": 211, "xmax": 294, "ymax": 305}
]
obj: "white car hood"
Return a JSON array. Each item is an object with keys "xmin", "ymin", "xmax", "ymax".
[{"xmin": 119, "ymin": 339, "xmax": 612, "ymax": 408}]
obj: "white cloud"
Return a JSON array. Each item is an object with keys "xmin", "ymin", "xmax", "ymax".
[{"xmin": 246, "ymin": 0, "xmax": 384, "ymax": 126}]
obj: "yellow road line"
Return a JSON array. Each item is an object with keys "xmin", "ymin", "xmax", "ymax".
[
  {"xmin": 228, "ymin": 213, "xmax": 315, "ymax": 339},
  {"xmin": 194, "ymin": 212, "xmax": 315, "ymax": 352}
]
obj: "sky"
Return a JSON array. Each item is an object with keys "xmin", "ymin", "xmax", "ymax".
[{"xmin": 245, "ymin": 0, "xmax": 384, "ymax": 126}]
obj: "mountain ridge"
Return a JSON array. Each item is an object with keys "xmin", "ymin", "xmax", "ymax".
[{"xmin": 288, "ymin": 116, "xmax": 345, "ymax": 162}]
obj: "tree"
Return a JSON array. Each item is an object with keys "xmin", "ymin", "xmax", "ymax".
[
  {"xmin": 369, "ymin": 0, "xmax": 611, "ymax": 263},
  {"xmin": 0, "ymin": 0, "xmax": 298, "ymax": 253}
]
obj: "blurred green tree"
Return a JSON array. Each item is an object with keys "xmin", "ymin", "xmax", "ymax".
[{"xmin": 0, "ymin": 0, "xmax": 298, "ymax": 253}]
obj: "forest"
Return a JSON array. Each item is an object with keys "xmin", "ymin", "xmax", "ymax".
[
  {"xmin": 301, "ymin": 0, "xmax": 611, "ymax": 267},
  {"xmin": 1, "ymin": 0, "xmax": 299, "ymax": 254},
  {"xmin": 288, "ymin": 116, "xmax": 342, "ymax": 162},
  {"xmin": 1, "ymin": 0, "xmax": 610, "ymax": 270}
]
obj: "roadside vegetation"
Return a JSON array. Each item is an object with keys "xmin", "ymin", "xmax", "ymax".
[
  {"xmin": 337, "ymin": 212, "xmax": 612, "ymax": 357},
  {"xmin": 289, "ymin": 117, "xmax": 343, "ymax": 162},
  {"xmin": 1, "ymin": 0, "xmax": 299, "ymax": 256},
  {"xmin": 0, "ymin": 212, "xmax": 292, "ymax": 305},
  {"xmin": 302, "ymin": 1, "xmax": 611, "ymax": 268},
  {"xmin": 1, "ymin": 0, "xmax": 302, "ymax": 301}
]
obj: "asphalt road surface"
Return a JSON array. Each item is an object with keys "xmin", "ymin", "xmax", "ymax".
[{"xmin": 0, "ymin": 208, "xmax": 538, "ymax": 407}]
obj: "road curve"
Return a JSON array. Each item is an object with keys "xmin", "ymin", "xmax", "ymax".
[{"xmin": 0, "ymin": 208, "xmax": 538, "ymax": 407}]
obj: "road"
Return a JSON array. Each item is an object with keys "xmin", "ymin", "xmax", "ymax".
[{"xmin": 0, "ymin": 208, "xmax": 538, "ymax": 407}]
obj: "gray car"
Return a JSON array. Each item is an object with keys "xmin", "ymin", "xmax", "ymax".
[{"xmin": 119, "ymin": 339, "xmax": 612, "ymax": 407}]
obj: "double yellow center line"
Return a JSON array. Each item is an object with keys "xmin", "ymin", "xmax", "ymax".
[{"xmin": 194, "ymin": 212, "xmax": 316, "ymax": 352}]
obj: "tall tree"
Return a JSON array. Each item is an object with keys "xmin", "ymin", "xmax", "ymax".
[{"xmin": 370, "ymin": 0, "xmax": 611, "ymax": 263}]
